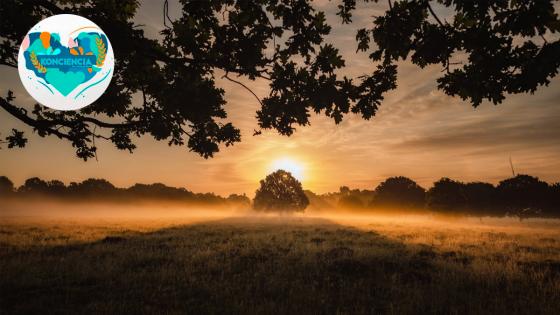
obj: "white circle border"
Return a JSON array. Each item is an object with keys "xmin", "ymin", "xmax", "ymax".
[{"xmin": 17, "ymin": 14, "xmax": 115, "ymax": 111}]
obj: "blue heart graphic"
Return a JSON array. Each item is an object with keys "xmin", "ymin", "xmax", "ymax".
[
  {"xmin": 24, "ymin": 32, "xmax": 108, "ymax": 97},
  {"xmin": 45, "ymin": 69, "xmax": 86, "ymax": 96}
]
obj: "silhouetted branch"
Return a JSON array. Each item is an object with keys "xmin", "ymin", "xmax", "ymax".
[
  {"xmin": 0, "ymin": 60, "xmax": 16, "ymax": 68},
  {"xmin": 427, "ymin": 2, "xmax": 445, "ymax": 28},
  {"xmin": 163, "ymin": 0, "xmax": 173, "ymax": 29},
  {"xmin": 0, "ymin": 97, "xmax": 73, "ymax": 141},
  {"xmin": 33, "ymin": 0, "xmax": 67, "ymax": 14},
  {"xmin": 0, "ymin": 97, "xmax": 135, "ymax": 144},
  {"xmin": 80, "ymin": 117, "xmax": 138, "ymax": 129},
  {"xmin": 222, "ymin": 73, "xmax": 264, "ymax": 106}
]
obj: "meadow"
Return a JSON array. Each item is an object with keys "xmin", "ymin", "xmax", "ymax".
[{"xmin": 1, "ymin": 203, "xmax": 560, "ymax": 314}]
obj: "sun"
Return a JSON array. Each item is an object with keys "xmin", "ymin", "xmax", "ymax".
[{"xmin": 269, "ymin": 157, "xmax": 305, "ymax": 181}]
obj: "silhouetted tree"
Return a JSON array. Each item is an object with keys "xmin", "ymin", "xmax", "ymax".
[
  {"xmin": 549, "ymin": 183, "xmax": 560, "ymax": 216},
  {"xmin": 0, "ymin": 176, "xmax": 14, "ymax": 195},
  {"xmin": 304, "ymin": 190, "xmax": 335, "ymax": 210},
  {"xmin": 69, "ymin": 178, "xmax": 118, "ymax": 197},
  {"xmin": 337, "ymin": 187, "xmax": 373, "ymax": 209},
  {"xmin": 464, "ymin": 182, "xmax": 497, "ymax": 214},
  {"xmin": 253, "ymin": 170, "xmax": 309, "ymax": 212},
  {"xmin": 194, "ymin": 192, "xmax": 224, "ymax": 204},
  {"xmin": 46, "ymin": 180, "xmax": 66, "ymax": 195},
  {"xmin": 371, "ymin": 176, "xmax": 425, "ymax": 209},
  {"xmin": 2, "ymin": 1, "xmax": 558, "ymax": 158},
  {"xmin": 497, "ymin": 175, "xmax": 550, "ymax": 214},
  {"xmin": 17, "ymin": 178, "xmax": 67, "ymax": 195},
  {"xmin": 338, "ymin": 194, "xmax": 365, "ymax": 209},
  {"xmin": 4, "ymin": 176, "xmax": 249, "ymax": 204},
  {"xmin": 19, "ymin": 177, "xmax": 49, "ymax": 194},
  {"xmin": 227, "ymin": 194, "xmax": 251, "ymax": 206},
  {"xmin": 427, "ymin": 178, "xmax": 467, "ymax": 211},
  {"xmin": 128, "ymin": 183, "xmax": 194, "ymax": 200}
]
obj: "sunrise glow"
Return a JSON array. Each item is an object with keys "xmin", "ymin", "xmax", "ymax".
[{"xmin": 269, "ymin": 157, "xmax": 305, "ymax": 181}]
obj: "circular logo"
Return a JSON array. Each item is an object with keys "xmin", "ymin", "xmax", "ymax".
[{"xmin": 18, "ymin": 14, "xmax": 114, "ymax": 111}]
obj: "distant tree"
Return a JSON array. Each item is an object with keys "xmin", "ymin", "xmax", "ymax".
[
  {"xmin": 304, "ymin": 190, "xmax": 335, "ymax": 210},
  {"xmin": 371, "ymin": 176, "xmax": 425, "ymax": 209},
  {"xmin": 549, "ymin": 183, "xmax": 560, "ymax": 216},
  {"xmin": 70, "ymin": 178, "xmax": 118, "ymax": 196},
  {"xmin": 427, "ymin": 178, "xmax": 467, "ymax": 211},
  {"xmin": 497, "ymin": 175, "xmax": 549, "ymax": 214},
  {"xmin": 80, "ymin": 178, "xmax": 115, "ymax": 190},
  {"xmin": 339, "ymin": 186, "xmax": 351, "ymax": 195},
  {"xmin": 19, "ymin": 177, "xmax": 49, "ymax": 194},
  {"xmin": 128, "ymin": 183, "xmax": 193, "ymax": 200},
  {"xmin": 46, "ymin": 180, "xmax": 66, "ymax": 195},
  {"xmin": 5, "ymin": 176, "xmax": 248, "ymax": 204},
  {"xmin": 18, "ymin": 177, "xmax": 67, "ymax": 195},
  {"xmin": 227, "ymin": 194, "xmax": 251, "ymax": 206},
  {"xmin": 359, "ymin": 189, "xmax": 376, "ymax": 205},
  {"xmin": 253, "ymin": 170, "xmax": 309, "ymax": 212},
  {"xmin": 0, "ymin": 176, "xmax": 14, "ymax": 194},
  {"xmin": 195, "ymin": 192, "xmax": 225, "ymax": 204},
  {"xmin": 338, "ymin": 194, "xmax": 365, "ymax": 209},
  {"xmin": 464, "ymin": 182, "xmax": 497, "ymax": 214}
]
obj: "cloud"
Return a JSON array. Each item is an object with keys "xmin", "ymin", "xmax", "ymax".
[{"xmin": 389, "ymin": 99, "xmax": 560, "ymax": 155}]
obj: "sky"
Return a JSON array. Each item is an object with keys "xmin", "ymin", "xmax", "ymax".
[{"xmin": 1, "ymin": 1, "xmax": 560, "ymax": 196}]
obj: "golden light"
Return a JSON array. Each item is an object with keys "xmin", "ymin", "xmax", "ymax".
[{"xmin": 269, "ymin": 157, "xmax": 305, "ymax": 181}]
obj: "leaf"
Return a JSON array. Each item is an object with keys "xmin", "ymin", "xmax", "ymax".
[{"xmin": 6, "ymin": 129, "xmax": 27, "ymax": 148}]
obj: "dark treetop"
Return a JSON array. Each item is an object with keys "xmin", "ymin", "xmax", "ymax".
[{"xmin": 253, "ymin": 170, "xmax": 309, "ymax": 212}]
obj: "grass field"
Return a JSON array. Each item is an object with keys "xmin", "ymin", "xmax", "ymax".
[{"xmin": 1, "ymin": 204, "xmax": 560, "ymax": 314}]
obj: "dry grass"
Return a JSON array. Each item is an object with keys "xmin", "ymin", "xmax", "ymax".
[{"xmin": 1, "ymin": 209, "xmax": 560, "ymax": 314}]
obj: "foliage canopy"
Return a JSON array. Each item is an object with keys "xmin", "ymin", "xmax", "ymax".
[
  {"xmin": 372, "ymin": 176, "xmax": 426, "ymax": 208},
  {"xmin": 1, "ymin": 0, "xmax": 559, "ymax": 159},
  {"xmin": 253, "ymin": 170, "xmax": 309, "ymax": 212}
]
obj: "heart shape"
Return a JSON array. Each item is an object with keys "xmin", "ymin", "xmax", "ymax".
[
  {"xmin": 45, "ymin": 69, "xmax": 86, "ymax": 96},
  {"xmin": 24, "ymin": 31, "xmax": 106, "ymax": 96}
]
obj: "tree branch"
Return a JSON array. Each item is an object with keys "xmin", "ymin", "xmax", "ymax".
[
  {"xmin": 80, "ymin": 117, "xmax": 138, "ymax": 128},
  {"xmin": 222, "ymin": 73, "xmax": 264, "ymax": 106},
  {"xmin": 0, "ymin": 97, "xmax": 136, "ymax": 138},
  {"xmin": 0, "ymin": 60, "xmax": 17, "ymax": 69},
  {"xmin": 0, "ymin": 97, "xmax": 73, "ymax": 141},
  {"xmin": 163, "ymin": 0, "xmax": 173, "ymax": 29},
  {"xmin": 427, "ymin": 2, "xmax": 445, "ymax": 28},
  {"xmin": 32, "ymin": 0, "xmax": 67, "ymax": 14}
]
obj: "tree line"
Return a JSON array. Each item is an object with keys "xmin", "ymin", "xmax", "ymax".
[
  {"xmin": 309, "ymin": 175, "xmax": 560, "ymax": 218},
  {"xmin": 2, "ymin": 173, "xmax": 560, "ymax": 219},
  {"xmin": 0, "ymin": 176, "xmax": 250, "ymax": 207}
]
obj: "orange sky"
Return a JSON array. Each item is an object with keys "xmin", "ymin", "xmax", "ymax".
[{"xmin": 1, "ymin": 1, "xmax": 560, "ymax": 196}]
